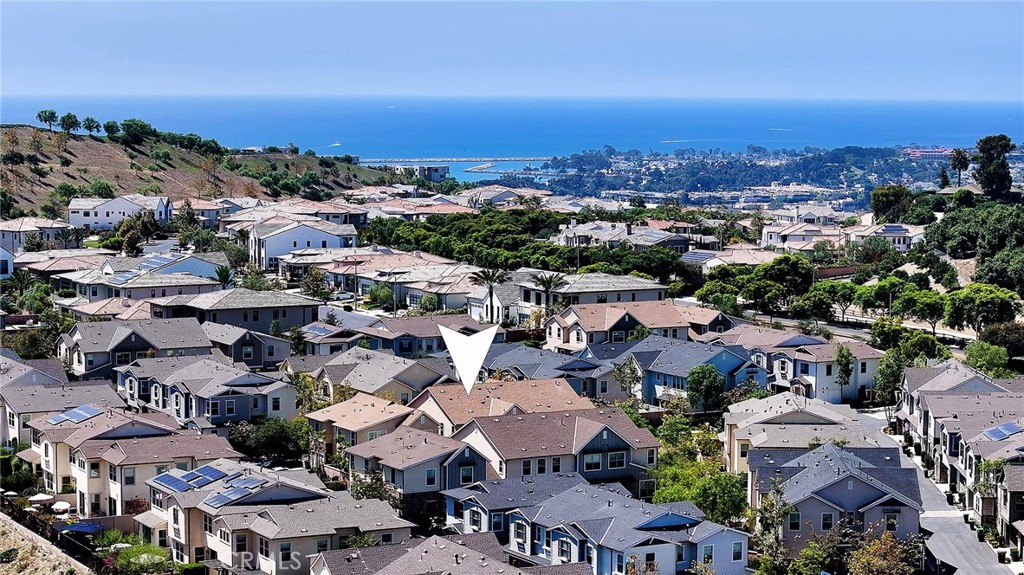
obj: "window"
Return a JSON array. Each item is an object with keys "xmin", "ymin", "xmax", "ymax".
[
  {"xmin": 115, "ymin": 352, "xmax": 131, "ymax": 366},
  {"xmin": 368, "ymin": 430, "xmax": 386, "ymax": 440},
  {"xmin": 860, "ymin": 361, "xmax": 867, "ymax": 374},
  {"xmin": 583, "ymin": 454, "xmax": 601, "ymax": 471},
  {"xmin": 469, "ymin": 509, "xmax": 482, "ymax": 531},
  {"xmin": 799, "ymin": 362, "xmax": 809, "ymax": 375},
  {"xmin": 272, "ymin": 397, "xmax": 280, "ymax": 411},
  {"xmin": 110, "ymin": 464, "xmax": 117, "ymax": 481},
  {"xmin": 151, "ymin": 490, "xmax": 164, "ymax": 509},
  {"xmin": 537, "ymin": 458, "xmax": 547, "ymax": 474},
  {"xmin": 821, "ymin": 512, "xmax": 834, "ymax": 531},
  {"xmin": 279, "ymin": 542, "xmax": 292, "ymax": 565},
  {"xmin": 612, "ymin": 331, "xmax": 625, "ymax": 343},
  {"xmin": 551, "ymin": 457, "xmax": 561, "ymax": 473},
  {"xmin": 172, "ymin": 507, "xmax": 180, "ymax": 526},
  {"xmin": 608, "ymin": 451, "xmax": 626, "ymax": 469},
  {"xmin": 203, "ymin": 514, "xmax": 213, "ymax": 534},
  {"xmin": 210, "ymin": 401, "xmax": 219, "ymax": 416},
  {"xmin": 788, "ymin": 512, "xmax": 801, "ymax": 531},
  {"xmin": 380, "ymin": 533, "xmax": 393, "ymax": 544},
  {"xmin": 6, "ymin": 412, "xmax": 13, "ymax": 428},
  {"xmin": 514, "ymin": 522, "xmax": 527, "ymax": 542},
  {"xmin": 826, "ymin": 364, "xmax": 833, "ymax": 376},
  {"xmin": 647, "ymin": 449, "xmax": 657, "ymax": 466},
  {"xmin": 267, "ymin": 345, "xmax": 275, "ymax": 357},
  {"xmin": 425, "ymin": 468, "xmax": 437, "ymax": 487},
  {"xmin": 316, "ymin": 539, "xmax": 328, "ymax": 553},
  {"xmin": 885, "ymin": 512, "xmax": 898, "ymax": 531},
  {"xmin": 90, "ymin": 462, "xmax": 100, "ymax": 478},
  {"xmin": 732, "ymin": 541, "xmax": 743, "ymax": 561},
  {"xmin": 701, "ymin": 544, "xmax": 714, "ymax": 564},
  {"xmin": 242, "ymin": 346, "xmax": 254, "ymax": 360},
  {"xmin": 156, "ymin": 465, "xmax": 167, "ymax": 475},
  {"xmin": 460, "ymin": 466, "xmax": 474, "ymax": 485},
  {"xmin": 491, "ymin": 513, "xmax": 502, "ymax": 531},
  {"xmin": 226, "ymin": 400, "xmax": 235, "ymax": 416},
  {"xmin": 600, "ymin": 380, "xmax": 608, "ymax": 393},
  {"xmin": 124, "ymin": 467, "xmax": 135, "ymax": 485},
  {"xmin": 252, "ymin": 310, "xmax": 259, "ymax": 322},
  {"xmin": 219, "ymin": 529, "xmax": 229, "ymax": 543},
  {"xmin": 740, "ymin": 444, "xmax": 749, "ymax": 458},
  {"xmin": 615, "ymin": 552, "xmax": 625, "ymax": 574},
  {"xmin": 234, "ymin": 533, "xmax": 247, "ymax": 553},
  {"xmin": 522, "ymin": 460, "xmax": 532, "ymax": 476},
  {"xmin": 558, "ymin": 539, "xmax": 571, "ymax": 561},
  {"xmin": 258, "ymin": 537, "xmax": 269, "ymax": 558}
]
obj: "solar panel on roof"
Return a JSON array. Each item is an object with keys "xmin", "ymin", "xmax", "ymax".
[
  {"xmin": 153, "ymin": 474, "xmax": 192, "ymax": 493},
  {"xmin": 303, "ymin": 325, "xmax": 335, "ymax": 336},
  {"xmin": 1000, "ymin": 422, "xmax": 1023, "ymax": 436},
  {"xmin": 222, "ymin": 471, "xmax": 242, "ymax": 484},
  {"xmin": 230, "ymin": 477, "xmax": 267, "ymax": 490},
  {"xmin": 204, "ymin": 494, "xmax": 232, "ymax": 508},
  {"xmin": 223, "ymin": 486, "xmax": 251, "ymax": 501},
  {"xmin": 108, "ymin": 271, "xmax": 140, "ymax": 286},
  {"xmin": 194, "ymin": 465, "xmax": 227, "ymax": 481},
  {"xmin": 180, "ymin": 471, "xmax": 202, "ymax": 482},
  {"xmin": 189, "ymin": 476, "xmax": 213, "ymax": 488},
  {"xmin": 984, "ymin": 427, "xmax": 1009, "ymax": 441},
  {"xmin": 45, "ymin": 414, "xmax": 68, "ymax": 425},
  {"xmin": 65, "ymin": 405, "xmax": 103, "ymax": 424}
]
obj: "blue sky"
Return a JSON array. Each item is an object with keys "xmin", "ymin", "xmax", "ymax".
[{"xmin": 2, "ymin": 1, "xmax": 1022, "ymax": 101}]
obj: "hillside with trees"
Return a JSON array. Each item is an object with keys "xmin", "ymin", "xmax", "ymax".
[{"xmin": 0, "ymin": 113, "xmax": 387, "ymax": 217}]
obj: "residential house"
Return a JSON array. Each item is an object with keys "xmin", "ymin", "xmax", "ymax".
[
  {"xmin": 57, "ymin": 318, "xmax": 214, "ymax": 380},
  {"xmin": 767, "ymin": 206, "xmax": 852, "ymax": 226},
  {"xmin": 102, "ymin": 251, "xmax": 231, "ymax": 279},
  {"xmin": 68, "ymin": 194, "xmax": 173, "ymax": 229},
  {"xmin": 202, "ymin": 322, "xmax": 290, "ymax": 370},
  {"xmin": 748, "ymin": 444, "xmax": 923, "ymax": 552},
  {"xmin": 22, "ymin": 404, "xmax": 180, "ymax": 511},
  {"xmin": 894, "ymin": 360, "xmax": 998, "ymax": 448},
  {"xmin": 310, "ymin": 533, "xmax": 591, "ymax": 575},
  {"xmin": 346, "ymin": 427, "xmax": 488, "ymax": 523},
  {"xmin": 760, "ymin": 222, "xmax": 845, "ymax": 254},
  {"xmin": 174, "ymin": 198, "xmax": 225, "ymax": 229},
  {"xmin": 504, "ymin": 483, "xmax": 749, "ymax": 575},
  {"xmin": 544, "ymin": 301, "xmax": 732, "ymax": 353},
  {"xmin": 516, "ymin": 272, "xmax": 667, "ymax": 322},
  {"xmin": 679, "ymin": 249, "xmax": 782, "ymax": 275},
  {"xmin": 406, "ymin": 379, "xmax": 595, "ymax": 437},
  {"xmin": 55, "ymin": 268, "xmax": 221, "ymax": 304},
  {"xmin": 116, "ymin": 358, "xmax": 297, "ymax": 433},
  {"xmin": 306, "ymin": 393, "xmax": 413, "ymax": 468},
  {"xmin": 721, "ymin": 392, "xmax": 861, "ymax": 474},
  {"xmin": 442, "ymin": 473, "xmax": 590, "ymax": 542},
  {"xmin": 147, "ymin": 288, "xmax": 321, "ymax": 333},
  {"xmin": 453, "ymin": 408, "xmax": 660, "ymax": 497},
  {"xmin": 314, "ymin": 249, "xmax": 456, "ymax": 295},
  {"xmin": 2, "ymin": 376, "xmax": 121, "ymax": 448},
  {"xmin": 298, "ymin": 321, "xmax": 368, "ymax": 356},
  {"xmin": 355, "ymin": 315, "xmax": 504, "ymax": 357},
  {"xmin": 480, "ymin": 344, "xmax": 627, "ymax": 402},
  {"xmin": 214, "ymin": 197, "xmax": 264, "ymax": 215},
  {"xmin": 845, "ymin": 223, "xmax": 925, "ymax": 253},
  {"xmin": 551, "ymin": 220, "xmax": 687, "ymax": 253},
  {"xmin": 0, "ymin": 217, "xmax": 74, "ymax": 253},
  {"xmin": 311, "ymin": 347, "xmax": 451, "ymax": 405},
  {"xmin": 0, "ymin": 245, "xmax": 12, "ymax": 278},
  {"xmin": 465, "ymin": 268, "xmax": 544, "ymax": 326},
  {"xmin": 610, "ymin": 335, "xmax": 767, "ymax": 406},
  {"xmin": 699, "ymin": 324, "xmax": 827, "ymax": 379},
  {"xmin": 251, "ymin": 219, "xmax": 358, "ymax": 270},
  {"xmin": 998, "ymin": 465, "xmax": 1024, "ymax": 552},
  {"xmin": 770, "ymin": 341, "xmax": 883, "ymax": 403},
  {"xmin": 139, "ymin": 458, "xmax": 413, "ymax": 571}
]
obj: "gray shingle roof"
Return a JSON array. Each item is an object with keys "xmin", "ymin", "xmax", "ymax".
[
  {"xmin": 441, "ymin": 473, "xmax": 590, "ymax": 512},
  {"xmin": 148, "ymin": 288, "xmax": 320, "ymax": 310},
  {"xmin": 1, "ymin": 381, "xmax": 124, "ymax": 414},
  {"xmin": 67, "ymin": 318, "xmax": 211, "ymax": 353},
  {"xmin": 346, "ymin": 427, "xmax": 466, "ymax": 470}
]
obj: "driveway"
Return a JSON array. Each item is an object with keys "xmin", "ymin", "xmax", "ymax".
[{"xmin": 858, "ymin": 411, "xmax": 1012, "ymax": 575}]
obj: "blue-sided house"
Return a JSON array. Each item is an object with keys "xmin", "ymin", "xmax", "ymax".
[{"xmin": 504, "ymin": 483, "xmax": 749, "ymax": 575}]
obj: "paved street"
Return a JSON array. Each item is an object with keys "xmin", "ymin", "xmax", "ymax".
[{"xmin": 857, "ymin": 411, "xmax": 1013, "ymax": 575}]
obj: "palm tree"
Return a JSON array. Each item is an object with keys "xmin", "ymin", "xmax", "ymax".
[
  {"xmin": 56, "ymin": 228, "xmax": 76, "ymax": 249},
  {"xmin": 5, "ymin": 269, "xmax": 35, "ymax": 296},
  {"xmin": 531, "ymin": 272, "xmax": 568, "ymax": 317},
  {"xmin": 234, "ymin": 228, "xmax": 250, "ymax": 247},
  {"xmin": 469, "ymin": 268, "xmax": 509, "ymax": 324},
  {"xmin": 950, "ymin": 148, "xmax": 970, "ymax": 187},
  {"xmin": 213, "ymin": 265, "xmax": 234, "ymax": 289}
]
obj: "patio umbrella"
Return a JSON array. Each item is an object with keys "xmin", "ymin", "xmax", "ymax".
[
  {"xmin": 27, "ymin": 493, "xmax": 53, "ymax": 502},
  {"xmin": 24, "ymin": 507, "xmax": 37, "ymax": 512},
  {"xmin": 51, "ymin": 501, "xmax": 71, "ymax": 512},
  {"xmin": 3, "ymin": 491, "xmax": 17, "ymax": 497},
  {"xmin": 109, "ymin": 543, "xmax": 132, "ymax": 551}
]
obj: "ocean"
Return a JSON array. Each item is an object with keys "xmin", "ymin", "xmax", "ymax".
[{"xmin": 2, "ymin": 97, "xmax": 1021, "ymax": 181}]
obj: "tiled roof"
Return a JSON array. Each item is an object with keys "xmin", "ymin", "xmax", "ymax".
[
  {"xmin": 410, "ymin": 379, "xmax": 593, "ymax": 429},
  {"xmin": 465, "ymin": 408, "xmax": 658, "ymax": 459},
  {"xmin": 305, "ymin": 393, "xmax": 412, "ymax": 431},
  {"xmin": 66, "ymin": 318, "xmax": 211, "ymax": 353},
  {"xmin": 346, "ymin": 427, "xmax": 467, "ymax": 469},
  {"xmin": 88, "ymin": 433, "xmax": 240, "ymax": 465}
]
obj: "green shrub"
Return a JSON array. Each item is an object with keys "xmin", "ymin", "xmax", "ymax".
[{"xmin": 177, "ymin": 563, "xmax": 207, "ymax": 575}]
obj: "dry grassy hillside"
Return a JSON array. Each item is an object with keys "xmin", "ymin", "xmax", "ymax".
[{"xmin": 0, "ymin": 125, "xmax": 387, "ymax": 213}]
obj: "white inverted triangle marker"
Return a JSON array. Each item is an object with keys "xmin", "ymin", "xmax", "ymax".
[{"xmin": 440, "ymin": 325, "xmax": 498, "ymax": 394}]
